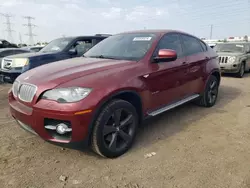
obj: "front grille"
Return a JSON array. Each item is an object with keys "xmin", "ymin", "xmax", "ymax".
[
  {"xmin": 219, "ymin": 56, "xmax": 229, "ymax": 63},
  {"xmin": 12, "ymin": 80, "xmax": 20, "ymax": 97},
  {"xmin": 18, "ymin": 83, "xmax": 37, "ymax": 102}
]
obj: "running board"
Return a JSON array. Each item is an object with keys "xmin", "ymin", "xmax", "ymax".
[{"xmin": 147, "ymin": 94, "xmax": 200, "ymax": 116}]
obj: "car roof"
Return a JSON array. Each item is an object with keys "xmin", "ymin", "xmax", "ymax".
[
  {"xmin": 59, "ymin": 35, "xmax": 110, "ymax": 39},
  {"xmin": 118, "ymin": 29, "xmax": 192, "ymax": 36}
]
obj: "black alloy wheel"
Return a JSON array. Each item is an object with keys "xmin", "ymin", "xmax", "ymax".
[
  {"xmin": 102, "ymin": 108, "xmax": 135, "ymax": 152},
  {"xmin": 236, "ymin": 63, "xmax": 245, "ymax": 78},
  {"xmin": 207, "ymin": 79, "xmax": 218, "ymax": 105},
  {"xmin": 195, "ymin": 75, "xmax": 219, "ymax": 107},
  {"xmin": 92, "ymin": 99, "xmax": 138, "ymax": 158}
]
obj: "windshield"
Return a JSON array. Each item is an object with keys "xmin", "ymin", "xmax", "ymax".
[
  {"xmin": 214, "ymin": 43, "xmax": 245, "ymax": 53},
  {"xmin": 84, "ymin": 33, "xmax": 156, "ymax": 61},
  {"xmin": 40, "ymin": 38, "xmax": 72, "ymax": 53}
]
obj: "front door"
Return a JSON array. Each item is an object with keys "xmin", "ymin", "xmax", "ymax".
[{"xmin": 144, "ymin": 33, "xmax": 189, "ymax": 111}]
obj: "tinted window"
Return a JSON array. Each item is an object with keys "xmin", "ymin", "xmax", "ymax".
[
  {"xmin": 182, "ymin": 35, "xmax": 203, "ymax": 56},
  {"xmin": 70, "ymin": 39, "xmax": 94, "ymax": 55},
  {"xmin": 156, "ymin": 33, "xmax": 183, "ymax": 58},
  {"xmin": 200, "ymin": 41, "xmax": 207, "ymax": 51}
]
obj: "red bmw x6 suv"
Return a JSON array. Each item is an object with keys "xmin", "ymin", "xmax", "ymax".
[{"xmin": 8, "ymin": 30, "xmax": 220, "ymax": 158}]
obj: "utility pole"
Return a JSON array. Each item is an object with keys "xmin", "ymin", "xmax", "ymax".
[
  {"xmin": 23, "ymin": 16, "xmax": 37, "ymax": 45},
  {"xmin": 19, "ymin": 32, "xmax": 23, "ymax": 45},
  {"xmin": 210, "ymin": 24, "xmax": 213, "ymax": 39},
  {"xmin": 0, "ymin": 13, "xmax": 15, "ymax": 42}
]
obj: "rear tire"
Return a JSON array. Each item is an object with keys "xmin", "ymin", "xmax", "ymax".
[
  {"xmin": 195, "ymin": 75, "xmax": 219, "ymax": 107},
  {"xmin": 91, "ymin": 99, "xmax": 138, "ymax": 158},
  {"xmin": 236, "ymin": 63, "xmax": 245, "ymax": 78}
]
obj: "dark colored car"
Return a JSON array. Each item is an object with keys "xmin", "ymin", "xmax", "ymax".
[
  {"xmin": 0, "ymin": 48, "xmax": 31, "ymax": 82},
  {"xmin": 0, "ymin": 39, "xmax": 18, "ymax": 48},
  {"xmin": 8, "ymin": 30, "xmax": 221, "ymax": 158},
  {"xmin": 0, "ymin": 35, "xmax": 109, "ymax": 83},
  {"xmin": 0, "ymin": 48, "xmax": 30, "ymax": 63}
]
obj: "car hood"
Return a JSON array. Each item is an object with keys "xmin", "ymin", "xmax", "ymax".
[
  {"xmin": 216, "ymin": 52, "xmax": 244, "ymax": 56},
  {"xmin": 17, "ymin": 57, "xmax": 136, "ymax": 87},
  {"xmin": 5, "ymin": 51, "xmax": 56, "ymax": 59}
]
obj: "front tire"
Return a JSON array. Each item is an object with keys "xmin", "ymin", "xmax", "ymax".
[
  {"xmin": 195, "ymin": 75, "xmax": 219, "ymax": 107},
  {"xmin": 236, "ymin": 63, "xmax": 245, "ymax": 78},
  {"xmin": 91, "ymin": 99, "xmax": 138, "ymax": 158}
]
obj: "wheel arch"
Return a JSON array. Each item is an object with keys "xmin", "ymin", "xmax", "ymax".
[
  {"xmin": 210, "ymin": 69, "xmax": 221, "ymax": 85},
  {"xmin": 86, "ymin": 89, "xmax": 143, "ymax": 145},
  {"xmin": 202, "ymin": 69, "xmax": 221, "ymax": 93}
]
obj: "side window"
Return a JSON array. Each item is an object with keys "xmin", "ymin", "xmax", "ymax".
[
  {"xmin": 93, "ymin": 38, "xmax": 105, "ymax": 45},
  {"xmin": 155, "ymin": 33, "xmax": 183, "ymax": 58},
  {"xmin": 200, "ymin": 41, "xmax": 207, "ymax": 51},
  {"xmin": 181, "ymin": 35, "xmax": 203, "ymax": 56},
  {"xmin": 70, "ymin": 39, "xmax": 94, "ymax": 55}
]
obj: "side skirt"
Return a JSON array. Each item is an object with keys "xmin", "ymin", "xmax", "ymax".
[{"xmin": 147, "ymin": 94, "xmax": 200, "ymax": 117}]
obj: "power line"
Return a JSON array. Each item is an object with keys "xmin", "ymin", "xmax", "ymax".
[
  {"xmin": 0, "ymin": 13, "xmax": 15, "ymax": 42},
  {"xmin": 23, "ymin": 16, "xmax": 37, "ymax": 45}
]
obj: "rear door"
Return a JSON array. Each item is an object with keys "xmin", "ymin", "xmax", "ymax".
[{"xmin": 180, "ymin": 34, "xmax": 208, "ymax": 96}]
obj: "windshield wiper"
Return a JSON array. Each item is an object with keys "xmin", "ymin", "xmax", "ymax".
[
  {"xmin": 87, "ymin": 55, "xmax": 117, "ymax": 59},
  {"xmin": 220, "ymin": 50, "xmax": 233, "ymax": 52}
]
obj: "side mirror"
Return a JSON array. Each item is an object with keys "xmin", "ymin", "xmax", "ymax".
[
  {"xmin": 68, "ymin": 48, "xmax": 77, "ymax": 55},
  {"xmin": 153, "ymin": 49, "xmax": 177, "ymax": 63}
]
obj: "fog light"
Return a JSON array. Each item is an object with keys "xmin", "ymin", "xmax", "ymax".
[{"xmin": 56, "ymin": 123, "xmax": 72, "ymax": 135}]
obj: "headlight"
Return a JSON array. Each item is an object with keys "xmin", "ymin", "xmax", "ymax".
[
  {"xmin": 12, "ymin": 58, "xmax": 29, "ymax": 67},
  {"xmin": 41, "ymin": 87, "xmax": 92, "ymax": 103},
  {"xmin": 228, "ymin": 56, "xmax": 236, "ymax": 63}
]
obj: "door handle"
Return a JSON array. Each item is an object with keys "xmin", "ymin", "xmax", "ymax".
[{"xmin": 182, "ymin": 62, "xmax": 187, "ymax": 65}]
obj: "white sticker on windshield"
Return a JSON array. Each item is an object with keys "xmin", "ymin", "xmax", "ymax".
[
  {"xmin": 236, "ymin": 45, "xmax": 244, "ymax": 48},
  {"xmin": 133, "ymin": 37, "xmax": 152, "ymax": 41}
]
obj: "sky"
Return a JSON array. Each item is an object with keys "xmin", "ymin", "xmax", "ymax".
[{"xmin": 0, "ymin": 0, "xmax": 250, "ymax": 44}]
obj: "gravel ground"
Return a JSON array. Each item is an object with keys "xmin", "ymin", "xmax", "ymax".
[{"xmin": 1, "ymin": 74, "xmax": 250, "ymax": 188}]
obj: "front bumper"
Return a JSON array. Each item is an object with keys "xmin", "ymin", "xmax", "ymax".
[
  {"xmin": 0, "ymin": 68, "xmax": 22, "ymax": 83},
  {"xmin": 220, "ymin": 63, "xmax": 241, "ymax": 73},
  {"xmin": 9, "ymin": 92, "xmax": 94, "ymax": 149}
]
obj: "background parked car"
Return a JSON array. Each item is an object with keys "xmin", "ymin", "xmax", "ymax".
[
  {"xmin": 0, "ymin": 48, "xmax": 31, "ymax": 82},
  {"xmin": 0, "ymin": 39, "xmax": 18, "ymax": 48},
  {"xmin": 0, "ymin": 48, "xmax": 30, "ymax": 67},
  {"xmin": 214, "ymin": 42, "xmax": 250, "ymax": 77},
  {"xmin": 0, "ymin": 34, "xmax": 111, "ymax": 83},
  {"xmin": 9, "ymin": 30, "xmax": 221, "ymax": 158}
]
